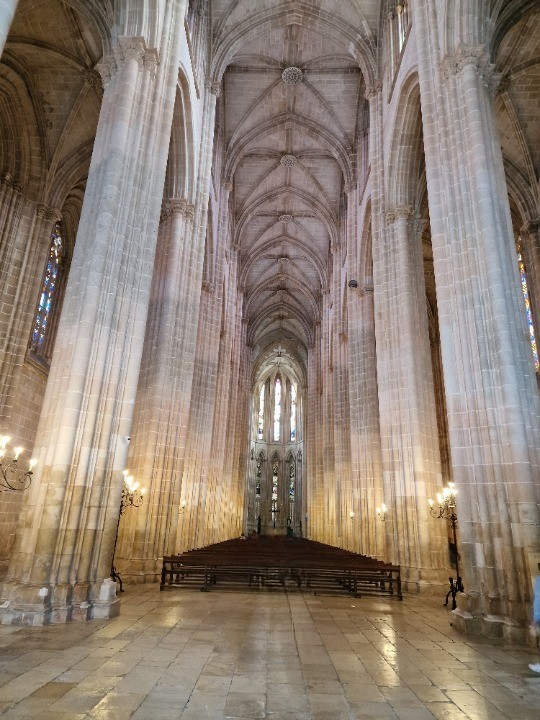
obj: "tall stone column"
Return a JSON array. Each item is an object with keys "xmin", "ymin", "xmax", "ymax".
[
  {"xmin": 306, "ymin": 326, "xmax": 322, "ymax": 539},
  {"xmin": 206, "ymin": 248, "xmax": 246, "ymax": 545},
  {"xmin": 1, "ymin": 11, "xmax": 184, "ymax": 624},
  {"xmin": 115, "ymin": 199, "xmax": 196, "ymax": 581},
  {"xmin": 374, "ymin": 204, "xmax": 447, "ymax": 589},
  {"xmin": 117, "ymin": 79, "xmax": 219, "ymax": 577},
  {"xmin": 0, "ymin": 0, "xmax": 17, "ymax": 58},
  {"xmin": 416, "ymin": 1, "xmax": 540, "ymax": 641},
  {"xmin": 177, "ymin": 278, "xmax": 224, "ymax": 551},
  {"xmin": 348, "ymin": 283, "xmax": 385, "ymax": 559}
]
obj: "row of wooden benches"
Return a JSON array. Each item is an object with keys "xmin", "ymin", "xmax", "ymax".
[{"xmin": 159, "ymin": 537, "xmax": 402, "ymax": 599}]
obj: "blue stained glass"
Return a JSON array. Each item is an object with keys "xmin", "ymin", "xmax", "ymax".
[
  {"xmin": 517, "ymin": 246, "xmax": 539, "ymax": 372},
  {"xmin": 31, "ymin": 224, "xmax": 63, "ymax": 352}
]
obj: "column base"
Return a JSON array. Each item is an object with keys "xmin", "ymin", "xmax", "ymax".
[
  {"xmin": 402, "ymin": 565, "xmax": 448, "ymax": 595},
  {"xmin": 451, "ymin": 592, "xmax": 534, "ymax": 646},
  {"xmin": 0, "ymin": 578, "xmax": 120, "ymax": 625}
]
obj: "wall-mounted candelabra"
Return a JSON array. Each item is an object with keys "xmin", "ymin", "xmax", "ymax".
[
  {"xmin": 428, "ymin": 482, "xmax": 464, "ymax": 610},
  {"xmin": 111, "ymin": 472, "xmax": 145, "ymax": 592},
  {"xmin": 349, "ymin": 510, "xmax": 355, "ymax": 522},
  {"xmin": 0, "ymin": 436, "xmax": 36, "ymax": 492},
  {"xmin": 376, "ymin": 503, "xmax": 388, "ymax": 521}
]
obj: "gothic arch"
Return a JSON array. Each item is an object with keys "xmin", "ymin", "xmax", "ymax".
[
  {"xmin": 386, "ymin": 73, "xmax": 423, "ymax": 207},
  {"xmin": 359, "ymin": 200, "xmax": 373, "ymax": 290},
  {"xmin": 164, "ymin": 71, "xmax": 195, "ymax": 204},
  {"xmin": 0, "ymin": 64, "xmax": 42, "ymax": 194}
]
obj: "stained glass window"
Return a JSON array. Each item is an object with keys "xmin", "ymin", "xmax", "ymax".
[
  {"xmin": 288, "ymin": 459, "xmax": 295, "ymax": 523},
  {"xmin": 397, "ymin": 2, "xmax": 409, "ymax": 52},
  {"xmin": 31, "ymin": 224, "xmax": 63, "ymax": 355},
  {"xmin": 271, "ymin": 460, "xmax": 279, "ymax": 527},
  {"xmin": 290, "ymin": 384, "xmax": 297, "ymax": 441},
  {"xmin": 257, "ymin": 385, "xmax": 265, "ymax": 439},
  {"xmin": 273, "ymin": 378, "xmax": 281, "ymax": 441},
  {"xmin": 517, "ymin": 242, "xmax": 539, "ymax": 372},
  {"xmin": 255, "ymin": 457, "xmax": 262, "ymax": 523}
]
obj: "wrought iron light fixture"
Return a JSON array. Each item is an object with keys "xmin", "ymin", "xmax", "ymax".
[
  {"xmin": 0, "ymin": 436, "xmax": 36, "ymax": 492},
  {"xmin": 111, "ymin": 471, "xmax": 146, "ymax": 592},
  {"xmin": 428, "ymin": 482, "xmax": 464, "ymax": 610}
]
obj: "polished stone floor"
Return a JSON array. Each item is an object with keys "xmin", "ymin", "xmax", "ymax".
[{"xmin": 0, "ymin": 585, "xmax": 539, "ymax": 719}]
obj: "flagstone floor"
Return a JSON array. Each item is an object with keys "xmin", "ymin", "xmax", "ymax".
[{"xmin": 0, "ymin": 585, "xmax": 539, "ymax": 719}]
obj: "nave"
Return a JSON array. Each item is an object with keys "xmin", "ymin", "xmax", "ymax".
[{"xmin": 1, "ymin": 587, "xmax": 539, "ymax": 720}]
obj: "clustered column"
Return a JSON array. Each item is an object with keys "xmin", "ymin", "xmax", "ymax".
[
  {"xmin": 1, "ymin": 10, "xmax": 184, "ymax": 624},
  {"xmin": 416, "ymin": 0, "xmax": 540, "ymax": 641}
]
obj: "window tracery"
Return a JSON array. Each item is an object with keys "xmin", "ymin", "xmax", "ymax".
[{"xmin": 30, "ymin": 223, "xmax": 65, "ymax": 361}]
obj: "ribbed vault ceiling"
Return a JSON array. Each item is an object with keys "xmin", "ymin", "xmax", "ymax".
[{"xmin": 214, "ymin": 1, "xmax": 378, "ymax": 366}]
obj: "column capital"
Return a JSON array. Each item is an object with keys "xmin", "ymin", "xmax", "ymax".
[
  {"xmin": 384, "ymin": 204, "xmax": 413, "ymax": 227},
  {"xmin": 160, "ymin": 198, "xmax": 195, "ymax": 223},
  {"xmin": 364, "ymin": 81, "xmax": 382, "ymax": 101},
  {"xmin": 97, "ymin": 37, "xmax": 160, "ymax": 86},
  {"xmin": 1, "ymin": 172, "xmax": 22, "ymax": 192},
  {"xmin": 520, "ymin": 219, "xmax": 539, "ymax": 236},
  {"xmin": 205, "ymin": 78, "xmax": 221, "ymax": 97},
  {"xmin": 441, "ymin": 44, "xmax": 501, "ymax": 94},
  {"xmin": 84, "ymin": 70, "xmax": 103, "ymax": 90},
  {"xmin": 36, "ymin": 204, "xmax": 62, "ymax": 223}
]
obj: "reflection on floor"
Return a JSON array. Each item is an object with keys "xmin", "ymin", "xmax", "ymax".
[{"xmin": 0, "ymin": 585, "xmax": 539, "ymax": 719}]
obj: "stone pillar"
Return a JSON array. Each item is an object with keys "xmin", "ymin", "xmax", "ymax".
[
  {"xmin": 117, "ymin": 78, "xmax": 218, "ymax": 577},
  {"xmin": 206, "ymin": 248, "xmax": 246, "ymax": 544},
  {"xmin": 374, "ymin": 204, "xmax": 447, "ymax": 589},
  {"xmin": 416, "ymin": 2, "xmax": 540, "ymax": 641},
  {"xmin": 348, "ymin": 283, "xmax": 385, "ymax": 559},
  {"xmin": 306, "ymin": 326, "xmax": 322, "ymax": 540},
  {"xmin": 115, "ymin": 198, "xmax": 196, "ymax": 582},
  {"xmin": 1, "ymin": 14, "xmax": 184, "ymax": 624},
  {"xmin": 0, "ymin": 0, "xmax": 17, "ymax": 58}
]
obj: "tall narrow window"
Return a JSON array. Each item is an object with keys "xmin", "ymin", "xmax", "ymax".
[
  {"xmin": 273, "ymin": 377, "xmax": 281, "ymax": 441},
  {"xmin": 31, "ymin": 223, "xmax": 64, "ymax": 358},
  {"xmin": 517, "ymin": 241, "xmax": 539, "ymax": 371},
  {"xmin": 255, "ymin": 457, "xmax": 262, "ymax": 524},
  {"xmin": 257, "ymin": 385, "xmax": 265, "ymax": 439},
  {"xmin": 288, "ymin": 458, "xmax": 295, "ymax": 523},
  {"xmin": 396, "ymin": 2, "xmax": 409, "ymax": 52},
  {"xmin": 290, "ymin": 383, "xmax": 297, "ymax": 441},
  {"xmin": 271, "ymin": 459, "xmax": 279, "ymax": 527}
]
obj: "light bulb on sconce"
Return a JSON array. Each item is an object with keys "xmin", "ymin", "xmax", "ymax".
[
  {"xmin": 0, "ymin": 435, "xmax": 36, "ymax": 492},
  {"xmin": 376, "ymin": 503, "xmax": 388, "ymax": 521},
  {"xmin": 349, "ymin": 510, "xmax": 355, "ymax": 522},
  {"xmin": 428, "ymin": 483, "xmax": 462, "ymax": 610},
  {"xmin": 180, "ymin": 499, "xmax": 187, "ymax": 513}
]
